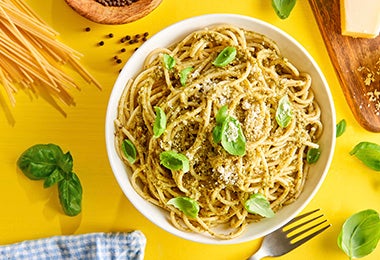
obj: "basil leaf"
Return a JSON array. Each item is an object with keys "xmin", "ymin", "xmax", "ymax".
[
  {"xmin": 244, "ymin": 193, "xmax": 275, "ymax": 218},
  {"xmin": 212, "ymin": 125, "xmax": 223, "ymax": 144},
  {"xmin": 336, "ymin": 119, "xmax": 346, "ymax": 137},
  {"xmin": 307, "ymin": 148, "xmax": 321, "ymax": 164},
  {"xmin": 17, "ymin": 143, "xmax": 83, "ymax": 217},
  {"xmin": 275, "ymin": 95, "xmax": 292, "ymax": 128},
  {"xmin": 221, "ymin": 116, "xmax": 246, "ymax": 156},
  {"xmin": 163, "ymin": 54, "xmax": 175, "ymax": 70},
  {"xmin": 337, "ymin": 209, "xmax": 380, "ymax": 259},
  {"xmin": 153, "ymin": 106, "xmax": 167, "ymax": 138},
  {"xmin": 59, "ymin": 152, "xmax": 73, "ymax": 173},
  {"xmin": 167, "ymin": 197, "xmax": 199, "ymax": 219},
  {"xmin": 216, "ymin": 105, "xmax": 228, "ymax": 124},
  {"xmin": 121, "ymin": 139, "xmax": 137, "ymax": 164},
  {"xmin": 58, "ymin": 172, "xmax": 82, "ymax": 216},
  {"xmin": 17, "ymin": 143, "xmax": 64, "ymax": 180},
  {"xmin": 212, "ymin": 46, "xmax": 237, "ymax": 67},
  {"xmin": 160, "ymin": 151, "xmax": 190, "ymax": 173},
  {"xmin": 272, "ymin": 0, "xmax": 296, "ymax": 19},
  {"xmin": 179, "ymin": 67, "xmax": 193, "ymax": 86},
  {"xmin": 43, "ymin": 168, "xmax": 64, "ymax": 188},
  {"xmin": 350, "ymin": 142, "xmax": 380, "ymax": 171}
]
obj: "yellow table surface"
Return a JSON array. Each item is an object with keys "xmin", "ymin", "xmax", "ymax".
[{"xmin": 1, "ymin": 0, "xmax": 379, "ymax": 259}]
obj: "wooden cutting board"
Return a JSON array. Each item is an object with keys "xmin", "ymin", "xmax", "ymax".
[{"xmin": 309, "ymin": 0, "xmax": 380, "ymax": 132}]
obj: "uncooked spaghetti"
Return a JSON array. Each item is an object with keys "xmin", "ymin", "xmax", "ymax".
[
  {"xmin": 114, "ymin": 24, "xmax": 322, "ymax": 239},
  {"xmin": 0, "ymin": 0, "xmax": 101, "ymax": 109}
]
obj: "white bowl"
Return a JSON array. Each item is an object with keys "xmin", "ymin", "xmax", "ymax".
[{"xmin": 105, "ymin": 14, "xmax": 336, "ymax": 244}]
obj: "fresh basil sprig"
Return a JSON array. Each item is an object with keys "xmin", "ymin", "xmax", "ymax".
[
  {"xmin": 307, "ymin": 147, "xmax": 321, "ymax": 164},
  {"xmin": 153, "ymin": 106, "xmax": 167, "ymax": 138},
  {"xmin": 122, "ymin": 139, "xmax": 137, "ymax": 164},
  {"xmin": 212, "ymin": 105, "xmax": 228, "ymax": 143},
  {"xmin": 213, "ymin": 106, "xmax": 246, "ymax": 156},
  {"xmin": 212, "ymin": 126, "xmax": 223, "ymax": 144},
  {"xmin": 160, "ymin": 150, "xmax": 190, "ymax": 173},
  {"xmin": 163, "ymin": 54, "xmax": 175, "ymax": 70},
  {"xmin": 336, "ymin": 119, "xmax": 347, "ymax": 137},
  {"xmin": 244, "ymin": 193, "xmax": 275, "ymax": 218},
  {"xmin": 337, "ymin": 209, "xmax": 380, "ymax": 259},
  {"xmin": 216, "ymin": 105, "xmax": 228, "ymax": 124},
  {"xmin": 272, "ymin": 0, "xmax": 296, "ymax": 19},
  {"xmin": 17, "ymin": 144, "xmax": 82, "ymax": 216},
  {"xmin": 167, "ymin": 196, "xmax": 200, "ymax": 218},
  {"xmin": 275, "ymin": 95, "xmax": 292, "ymax": 128},
  {"xmin": 179, "ymin": 67, "xmax": 193, "ymax": 86},
  {"xmin": 212, "ymin": 46, "xmax": 237, "ymax": 67},
  {"xmin": 350, "ymin": 142, "xmax": 380, "ymax": 171}
]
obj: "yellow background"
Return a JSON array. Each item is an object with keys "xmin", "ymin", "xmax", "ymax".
[{"xmin": 0, "ymin": 0, "xmax": 379, "ymax": 259}]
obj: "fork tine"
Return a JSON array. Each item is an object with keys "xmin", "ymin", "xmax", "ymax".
[
  {"xmin": 288, "ymin": 219, "xmax": 328, "ymax": 240},
  {"xmin": 285, "ymin": 214, "xmax": 324, "ymax": 234},
  {"xmin": 286, "ymin": 209, "xmax": 331, "ymax": 250},
  {"xmin": 290, "ymin": 223, "xmax": 331, "ymax": 249}
]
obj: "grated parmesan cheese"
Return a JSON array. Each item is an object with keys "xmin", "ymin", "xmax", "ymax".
[
  {"xmin": 244, "ymin": 104, "xmax": 263, "ymax": 141},
  {"xmin": 358, "ymin": 57, "xmax": 380, "ymax": 116},
  {"xmin": 216, "ymin": 165, "xmax": 237, "ymax": 185},
  {"xmin": 225, "ymin": 121, "xmax": 239, "ymax": 142}
]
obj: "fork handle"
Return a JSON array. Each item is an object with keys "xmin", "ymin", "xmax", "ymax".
[{"xmin": 247, "ymin": 247, "xmax": 269, "ymax": 260}]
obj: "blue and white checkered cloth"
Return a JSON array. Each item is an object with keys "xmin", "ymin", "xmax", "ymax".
[{"xmin": 0, "ymin": 231, "xmax": 146, "ymax": 260}]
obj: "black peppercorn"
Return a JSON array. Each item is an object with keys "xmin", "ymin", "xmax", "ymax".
[{"xmin": 95, "ymin": 0, "xmax": 140, "ymax": 7}]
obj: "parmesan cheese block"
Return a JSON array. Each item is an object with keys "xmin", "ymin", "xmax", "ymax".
[{"xmin": 340, "ymin": 0, "xmax": 380, "ymax": 38}]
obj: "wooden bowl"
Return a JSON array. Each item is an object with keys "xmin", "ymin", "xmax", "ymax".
[{"xmin": 64, "ymin": 0, "xmax": 162, "ymax": 24}]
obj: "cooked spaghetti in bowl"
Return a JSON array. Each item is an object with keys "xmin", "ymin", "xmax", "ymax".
[{"xmin": 106, "ymin": 14, "xmax": 336, "ymax": 244}]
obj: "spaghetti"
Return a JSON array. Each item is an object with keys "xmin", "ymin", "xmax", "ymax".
[
  {"xmin": 0, "ymin": 0, "xmax": 101, "ymax": 109},
  {"xmin": 114, "ymin": 25, "xmax": 322, "ymax": 239}
]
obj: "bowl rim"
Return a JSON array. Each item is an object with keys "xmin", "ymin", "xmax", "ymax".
[{"xmin": 105, "ymin": 13, "xmax": 336, "ymax": 244}]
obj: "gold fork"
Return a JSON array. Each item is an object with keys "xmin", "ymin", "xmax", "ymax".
[{"xmin": 247, "ymin": 209, "xmax": 331, "ymax": 260}]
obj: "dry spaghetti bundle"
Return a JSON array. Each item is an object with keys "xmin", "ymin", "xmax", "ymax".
[
  {"xmin": 114, "ymin": 25, "xmax": 322, "ymax": 239},
  {"xmin": 0, "ymin": 0, "xmax": 101, "ymax": 107}
]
